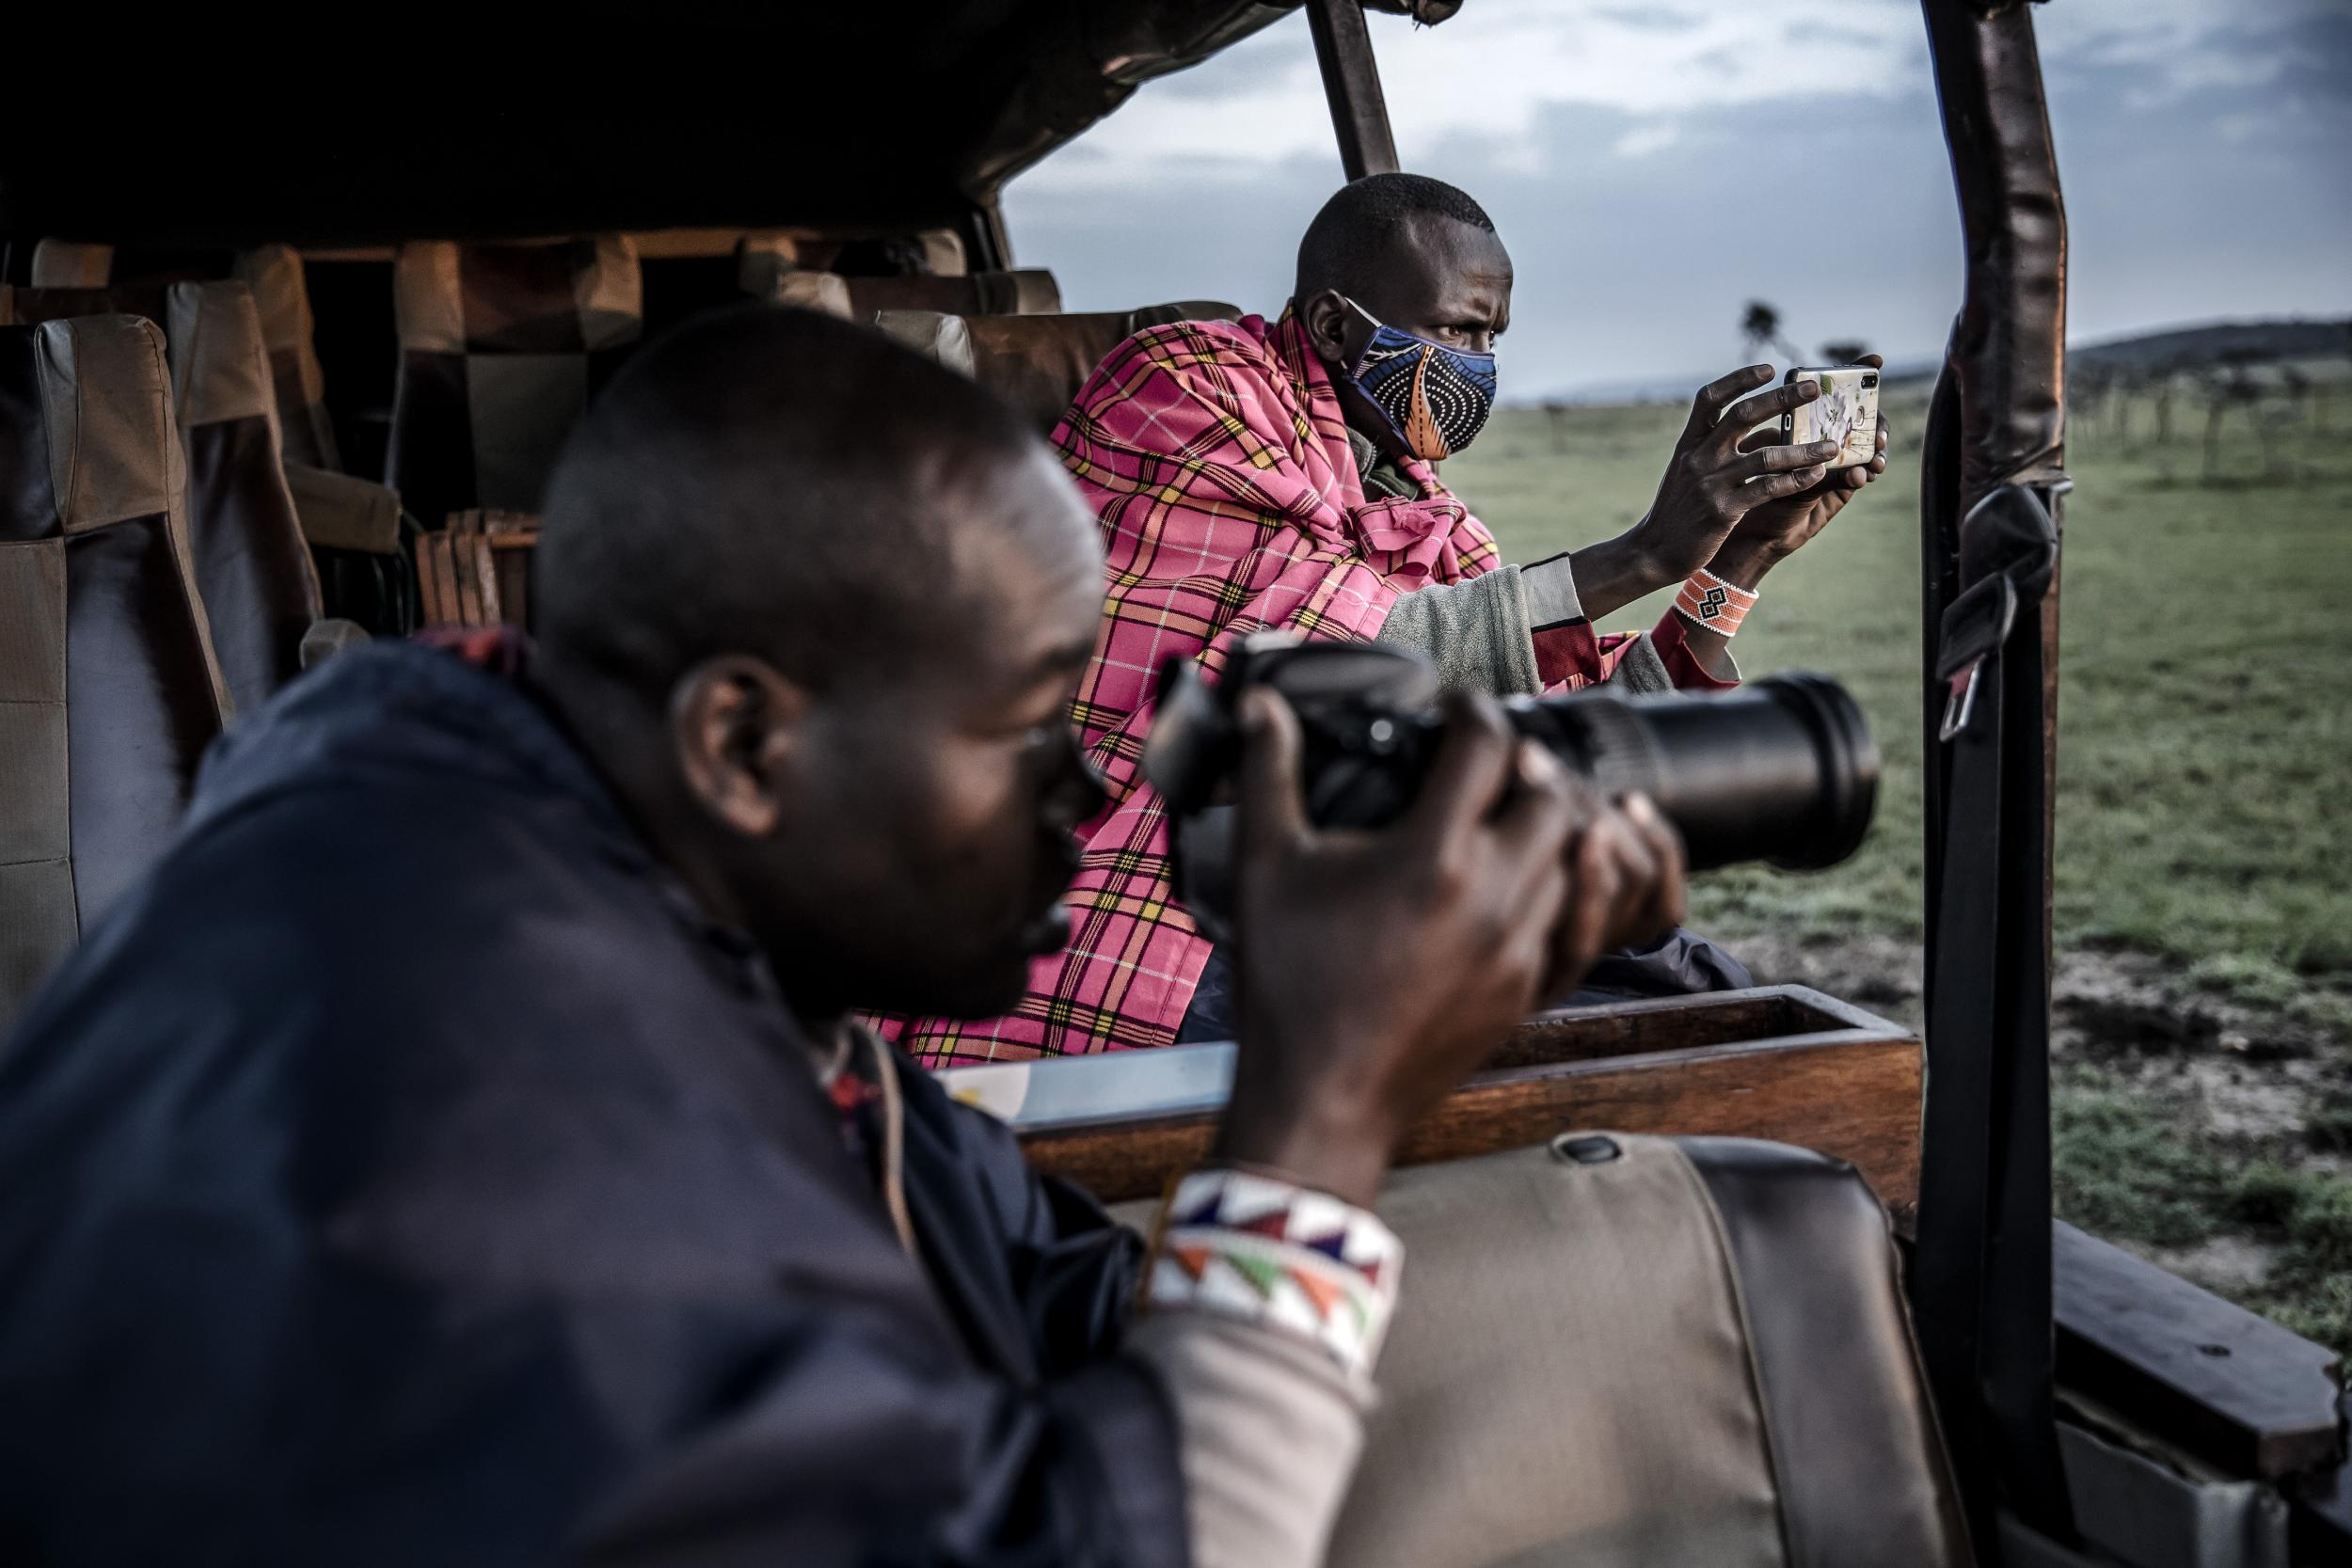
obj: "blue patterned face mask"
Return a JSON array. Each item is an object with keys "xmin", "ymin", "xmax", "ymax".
[{"xmin": 1341, "ymin": 299, "xmax": 1499, "ymax": 461}]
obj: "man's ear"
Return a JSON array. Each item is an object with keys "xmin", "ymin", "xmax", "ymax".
[
  {"xmin": 1299, "ymin": 290, "xmax": 1356, "ymax": 367},
  {"xmin": 669, "ymin": 656, "xmax": 807, "ymax": 838}
]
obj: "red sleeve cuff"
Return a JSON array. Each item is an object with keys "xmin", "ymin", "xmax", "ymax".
[
  {"xmin": 1532, "ymin": 620, "xmax": 1604, "ymax": 688},
  {"xmin": 1650, "ymin": 611, "xmax": 1739, "ymax": 691}
]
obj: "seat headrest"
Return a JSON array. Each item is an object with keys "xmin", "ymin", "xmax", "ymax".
[
  {"xmin": 733, "ymin": 231, "xmax": 803, "ymax": 298},
  {"xmin": 231, "ymin": 245, "xmax": 338, "ymax": 470},
  {"xmin": 843, "ymin": 269, "xmax": 1061, "ymax": 319},
  {"xmin": 903, "ymin": 301, "xmax": 1245, "ymax": 433},
  {"xmin": 8, "ymin": 315, "xmax": 189, "ymax": 541},
  {"xmin": 872, "ymin": 311, "xmax": 975, "ymax": 376},
  {"xmin": 1, "ymin": 281, "xmax": 281, "ymax": 436},
  {"xmin": 161, "ymin": 282, "xmax": 278, "ymax": 433},
  {"xmin": 754, "ymin": 269, "xmax": 855, "ymax": 320},
  {"xmin": 395, "ymin": 235, "xmax": 643, "ymax": 355},
  {"xmin": 27, "ymin": 239, "xmax": 114, "ymax": 288}
]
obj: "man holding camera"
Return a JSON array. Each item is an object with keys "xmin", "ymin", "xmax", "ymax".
[
  {"xmin": 886, "ymin": 171, "xmax": 1890, "ymax": 1066},
  {"xmin": 0, "ymin": 308, "xmax": 1682, "ymax": 1566}
]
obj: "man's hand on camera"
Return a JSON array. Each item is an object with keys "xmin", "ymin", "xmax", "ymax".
[
  {"xmin": 1708, "ymin": 354, "xmax": 1893, "ymax": 588},
  {"xmin": 1543, "ymin": 790, "xmax": 1686, "ymax": 998},
  {"xmin": 1567, "ymin": 365, "xmax": 1839, "ymax": 620},
  {"xmin": 1213, "ymin": 689, "xmax": 1684, "ymax": 1208}
]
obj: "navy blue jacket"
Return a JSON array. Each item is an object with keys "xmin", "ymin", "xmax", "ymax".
[{"xmin": 0, "ymin": 642, "xmax": 1184, "ymax": 1567}]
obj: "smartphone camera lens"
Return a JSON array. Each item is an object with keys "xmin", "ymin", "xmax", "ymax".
[{"xmin": 1861, "ymin": 372, "xmax": 1878, "ymax": 388}]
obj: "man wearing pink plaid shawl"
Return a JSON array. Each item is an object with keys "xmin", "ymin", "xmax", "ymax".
[{"xmin": 886, "ymin": 175, "xmax": 1889, "ymax": 1066}]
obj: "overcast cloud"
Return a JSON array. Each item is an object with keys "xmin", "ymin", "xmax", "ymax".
[{"xmin": 1001, "ymin": 0, "xmax": 2352, "ymax": 400}]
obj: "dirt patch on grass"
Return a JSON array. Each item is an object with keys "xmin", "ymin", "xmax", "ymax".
[
  {"xmin": 1721, "ymin": 930, "xmax": 2346, "ymax": 1122},
  {"xmin": 1712, "ymin": 927, "xmax": 2352, "ymax": 1358}
]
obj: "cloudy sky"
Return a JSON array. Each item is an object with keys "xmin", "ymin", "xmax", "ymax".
[{"xmin": 1001, "ymin": 0, "xmax": 2352, "ymax": 401}]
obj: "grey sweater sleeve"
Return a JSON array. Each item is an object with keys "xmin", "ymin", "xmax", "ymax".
[
  {"xmin": 1373, "ymin": 565, "xmax": 1542, "ymax": 695},
  {"xmin": 1375, "ymin": 555, "xmax": 1685, "ymax": 696}
]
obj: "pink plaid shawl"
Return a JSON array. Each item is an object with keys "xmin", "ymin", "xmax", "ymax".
[{"xmin": 881, "ymin": 312, "xmax": 1501, "ymax": 1066}]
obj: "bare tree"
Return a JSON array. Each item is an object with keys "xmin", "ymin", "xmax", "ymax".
[
  {"xmin": 1740, "ymin": 300, "xmax": 1803, "ymax": 364},
  {"xmin": 2201, "ymin": 365, "xmax": 2265, "ymax": 483},
  {"xmin": 2151, "ymin": 356, "xmax": 2184, "ymax": 446},
  {"xmin": 2069, "ymin": 363, "xmax": 2109, "ymax": 447},
  {"xmin": 2279, "ymin": 363, "xmax": 2312, "ymax": 424},
  {"xmin": 1543, "ymin": 399, "xmax": 1570, "ymax": 454}
]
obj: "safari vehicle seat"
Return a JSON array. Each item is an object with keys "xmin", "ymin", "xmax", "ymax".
[
  {"xmin": 2, "ymin": 282, "xmax": 326, "ymax": 716},
  {"xmin": 387, "ymin": 235, "xmax": 642, "ymax": 531},
  {"xmin": 844, "ymin": 268, "xmax": 1062, "ymax": 319},
  {"xmin": 1120, "ymin": 1132, "xmax": 1970, "ymax": 1567},
  {"xmin": 745, "ymin": 267, "xmax": 856, "ymax": 320},
  {"xmin": 0, "ymin": 316, "xmax": 230, "ymax": 1026},
  {"xmin": 877, "ymin": 301, "xmax": 1244, "ymax": 432},
  {"xmin": 638, "ymin": 231, "xmax": 805, "ymax": 338},
  {"xmin": 27, "ymin": 241, "xmax": 342, "ymax": 472},
  {"xmin": 796, "ymin": 228, "xmax": 969, "ymax": 278}
]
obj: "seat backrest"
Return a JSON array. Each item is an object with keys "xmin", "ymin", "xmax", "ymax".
[
  {"xmin": 1, "ymin": 315, "xmax": 230, "ymax": 1025},
  {"xmin": 843, "ymin": 268, "xmax": 1061, "ymax": 319},
  {"xmin": 25, "ymin": 241, "xmax": 341, "ymax": 473},
  {"xmin": 388, "ymin": 235, "xmax": 642, "ymax": 529},
  {"xmin": 747, "ymin": 266, "xmax": 855, "ymax": 320},
  {"xmin": 878, "ymin": 301, "xmax": 1244, "ymax": 432},
  {"xmin": 4, "ymin": 281, "xmax": 325, "ymax": 716},
  {"xmin": 26, "ymin": 239, "xmax": 115, "ymax": 287},
  {"xmin": 1325, "ymin": 1134, "xmax": 1972, "ymax": 1568},
  {"xmin": 231, "ymin": 245, "xmax": 340, "ymax": 471}
]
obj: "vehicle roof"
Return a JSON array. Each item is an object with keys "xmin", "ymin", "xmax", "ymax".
[{"xmin": 0, "ymin": 1, "xmax": 1308, "ymax": 247}]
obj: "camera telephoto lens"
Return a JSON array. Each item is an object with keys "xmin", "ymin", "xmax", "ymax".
[
  {"xmin": 1144, "ymin": 640, "xmax": 1883, "ymax": 940},
  {"xmin": 1502, "ymin": 673, "xmax": 1879, "ymax": 873}
]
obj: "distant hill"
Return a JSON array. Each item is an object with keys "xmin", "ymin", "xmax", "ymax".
[
  {"xmin": 2072, "ymin": 318, "xmax": 2352, "ymax": 374},
  {"xmin": 1518, "ymin": 318, "xmax": 2352, "ymax": 406}
]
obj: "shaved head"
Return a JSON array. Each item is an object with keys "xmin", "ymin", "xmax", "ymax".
[
  {"xmin": 536, "ymin": 304, "xmax": 1057, "ymax": 704},
  {"xmin": 530, "ymin": 304, "xmax": 1108, "ymax": 1027},
  {"xmin": 1295, "ymin": 172, "xmax": 1498, "ymax": 304}
]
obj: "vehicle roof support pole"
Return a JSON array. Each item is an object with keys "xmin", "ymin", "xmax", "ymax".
[
  {"xmin": 1909, "ymin": 1, "xmax": 2074, "ymax": 1560},
  {"xmin": 1306, "ymin": 0, "xmax": 1401, "ymax": 182}
]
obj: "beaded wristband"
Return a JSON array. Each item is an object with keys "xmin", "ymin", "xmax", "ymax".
[
  {"xmin": 1673, "ymin": 567, "xmax": 1759, "ymax": 637},
  {"xmin": 1142, "ymin": 1168, "xmax": 1405, "ymax": 1382}
]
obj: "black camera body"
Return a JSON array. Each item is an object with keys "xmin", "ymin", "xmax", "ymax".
[{"xmin": 1143, "ymin": 636, "xmax": 1880, "ymax": 942}]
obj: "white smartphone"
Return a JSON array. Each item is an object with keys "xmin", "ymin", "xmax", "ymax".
[{"xmin": 1780, "ymin": 366, "xmax": 1881, "ymax": 469}]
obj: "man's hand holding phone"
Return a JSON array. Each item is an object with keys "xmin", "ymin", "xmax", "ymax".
[
  {"xmin": 1565, "ymin": 357, "xmax": 1895, "ymax": 626},
  {"xmin": 1709, "ymin": 354, "xmax": 1893, "ymax": 587}
]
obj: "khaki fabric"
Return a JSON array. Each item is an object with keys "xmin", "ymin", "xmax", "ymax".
[
  {"xmin": 285, "ymin": 464, "xmax": 402, "ymax": 554},
  {"xmin": 28, "ymin": 240, "xmax": 113, "ymax": 288},
  {"xmin": 232, "ymin": 245, "xmax": 339, "ymax": 471},
  {"xmin": 914, "ymin": 228, "xmax": 968, "ymax": 277},
  {"xmin": 570, "ymin": 234, "xmax": 643, "ymax": 351},
  {"xmin": 392, "ymin": 242, "xmax": 469, "ymax": 355},
  {"xmin": 33, "ymin": 316, "xmax": 230, "ymax": 718},
  {"xmin": 735, "ymin": 231, "xmax": 802, "ymax": 297},
  {"xmin": 466, "ymin": 356, "xmax": 589, "ymax": 512},
  {"xmin": 761, "ymin": 270, "xmax": 854, "ymax": 319},
  {"xmin": 0, "ymin": 539, "xmax": 73, "ymax": 1017},
  {"xmin": 0, "ymin": 540, "xmax": 70, "ymax": 859},
  {"xmin": 1000, "ymin": 268, "xmax": 1060, "ymax": 314},
  {"xmin": 872, "ymin": 310, "xmax": 976, "ymax": 376},
  {"xmin": 38, "ymin": 315, "xmax": 187, "ymax": 536},
  {"xmin": 165, "ymin": 282, "xmax": 279, "ymax": 431},
  {"xmin": 1331, "ymin": 1137, "xmax": 1786, "ymax": 1568}
]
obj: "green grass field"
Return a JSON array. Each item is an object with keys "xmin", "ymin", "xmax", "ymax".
[{"xmin": 1445, "ymin": 375, "xmax": 2352, "ymax": 1354}]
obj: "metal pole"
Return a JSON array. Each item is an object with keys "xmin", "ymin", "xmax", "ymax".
[{"xmin": 1305, "ymin": 0, "xmax": 1401, "ymax": 182}]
